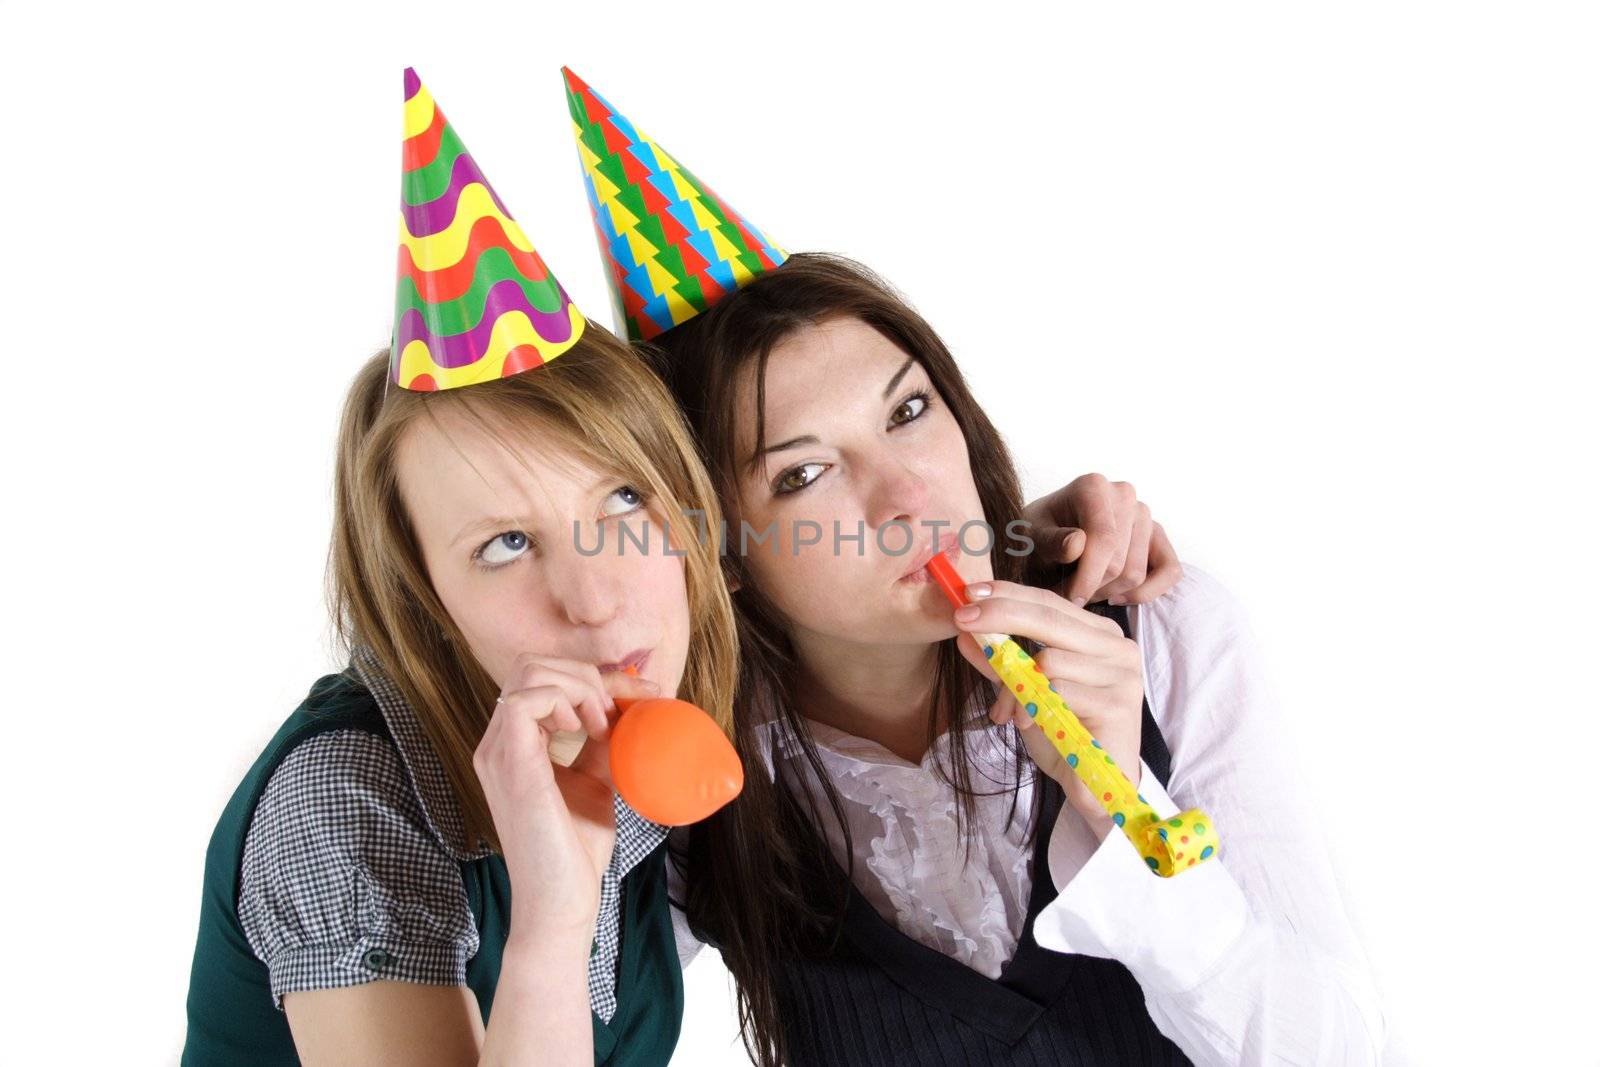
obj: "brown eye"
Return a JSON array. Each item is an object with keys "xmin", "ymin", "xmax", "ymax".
[
  {"xmin": 891, "ymin": 393, "xmax": 930, "ymax": 426},
  {"xmin": 774, "ymin": 463, "xmax": 827, "ymax": 495}
]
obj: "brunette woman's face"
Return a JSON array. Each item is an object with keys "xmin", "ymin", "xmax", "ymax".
[
  {"xmin": 395, "ymin": 406, "xmax": 690, "ymax": 696},
  {"xmin": 731, "ymin": 316, "xmax": 991, "ymax": 647}
]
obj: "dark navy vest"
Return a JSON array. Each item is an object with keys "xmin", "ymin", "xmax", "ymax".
[{"xmin": 775, "ymin": 604, "xmax": 1192, "ymax": 1065}]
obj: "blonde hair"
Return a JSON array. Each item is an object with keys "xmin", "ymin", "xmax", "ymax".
[{"xmin": 327, "ymin": 327, "xmax": 739, "ymax": 852}]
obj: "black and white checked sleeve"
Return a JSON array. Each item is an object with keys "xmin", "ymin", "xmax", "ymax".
[{"xmin": 237, "ymin": 729, "xmax": 480, "ymax": 1010}]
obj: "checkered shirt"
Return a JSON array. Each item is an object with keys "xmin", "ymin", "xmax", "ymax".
[{"xmin": 236, "ymin": 645, "xmax": 668, "ymax": 1022}]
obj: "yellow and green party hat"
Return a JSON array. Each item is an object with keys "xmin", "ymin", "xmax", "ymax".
[
  {"xmin": 394, "ymin": 68, "xmax": 587, "ymax": 390},
  {"xmin": 562, "ymin": 67, "xmax": 788, "ymax": 342}
]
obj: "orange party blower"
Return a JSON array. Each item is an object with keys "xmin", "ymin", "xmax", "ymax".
[{"xmin": 609, "ymin": 697, "xmax": 744, "ymax": 826}]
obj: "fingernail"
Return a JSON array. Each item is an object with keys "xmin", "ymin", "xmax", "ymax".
[
  {"xmin": 1070, "ymin": 595, "xmax": 1088, "ymax": 608},
  {"xmin": 954, "ymin": 604, "xmax": 981, "ymax": 622},
  {"xmin": 1107, "ymin": 596, "xmax": 1126, "ymax": 606},
  {"xmin": 966, "ymin": 583, "xmax": 992, "ymax": 599}
]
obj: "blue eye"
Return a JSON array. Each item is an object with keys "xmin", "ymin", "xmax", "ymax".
[
  {"xmin": 600, "ymin": 485, "xmax": 647, "ymax": 518},
  {"xmin": 477, "ymin": 530, "xmax": 531, "ymax": 567}
]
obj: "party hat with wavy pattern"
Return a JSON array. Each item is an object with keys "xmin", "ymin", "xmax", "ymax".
[
  {"xmin": 393, "ymin": 68, "xmax": 587, "ymax": 390},
  {"xmin": 562, "ymin": 67, "xmax": 787, "ymax": 342}
]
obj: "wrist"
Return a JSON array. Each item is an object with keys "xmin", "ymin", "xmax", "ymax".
[{"xmin": 508, "ymin": 911, "xmax": 598, "ymax": 959}]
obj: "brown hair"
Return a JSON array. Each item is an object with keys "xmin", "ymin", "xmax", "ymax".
[
  {"xmin": 649, "ymin": 252, "xmax": 1047, "ymax": 1067},
  {"xmin": 326, "ymin": 327, "xmax": 739, "ymax": 854}
]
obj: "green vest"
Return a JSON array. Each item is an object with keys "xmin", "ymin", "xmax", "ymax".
[{"xmin": 181, "ymin": 670, "xmax": 684, "ymax": 1065}]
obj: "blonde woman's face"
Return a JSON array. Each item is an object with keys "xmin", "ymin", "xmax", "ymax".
[{"xmin": 395, "ymin": 405, "xmax": 691, "ymax": 696}]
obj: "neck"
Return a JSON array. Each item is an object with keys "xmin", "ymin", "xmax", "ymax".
[{"xmin": 790, "ymin": 629, "xmax": 942, "ymax": 764}]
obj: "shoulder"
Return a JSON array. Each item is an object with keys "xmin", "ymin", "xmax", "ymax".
[
  {"xmin": 1128, "ymin": 563, "xmax": 1274, "ymax": 745},
  {"xmin": 1130, "ymin": 562, "xmax": 1252, "ymax": 644},
  {"xmin": 238, "ymin": 728, "xmax": 479, "ymax": 1000},
  {"xmin": 245, "ymin": 728, "xmax": 427, "ymax": 869},
  {"xmin": 1127, "ymin": 562, "xmax": 1261, "ymax": 673}
]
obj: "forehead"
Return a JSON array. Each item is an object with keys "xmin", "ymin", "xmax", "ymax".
[
  {"xmin": 396, "ymin": 404, "xmax": 604, "ymax": 518},
  {"xmin": 737, "ymin": 317, "xmax": 918, "ymax": 445}
]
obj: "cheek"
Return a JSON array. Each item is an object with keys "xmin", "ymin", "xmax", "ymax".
[
  {"xmin": 625, "ymin": 542, "xmax": 692, "ymax": 658},
  {"xmin": 434, "ymin": 576, "xmax": 546, "ymax": 686},
  {"xmin": 932, "ymin": 421, "xmax": 984, "ymax": 508},
  {"xmin": 742, "ymin": 532, "xmax": 873, "ymax": 626}
]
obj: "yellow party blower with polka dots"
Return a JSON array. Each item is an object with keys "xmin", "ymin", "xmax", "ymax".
[{"xmin": 928, "ymin": 554, "xmax": 1218, "ymax": 877}]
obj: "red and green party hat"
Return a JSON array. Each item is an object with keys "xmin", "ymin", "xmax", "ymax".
[
  {"xmin": 394, "ymin": 68, "xmax": 587, "ymax": 390},
  {"xmin": 561, "ymin": 67, "xmax": 787, "ymax": 342}
]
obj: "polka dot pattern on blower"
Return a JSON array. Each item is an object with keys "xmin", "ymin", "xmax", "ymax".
[{"xmin": 982, "ymin": 637, "xmax": 1221, "ymax": 878}]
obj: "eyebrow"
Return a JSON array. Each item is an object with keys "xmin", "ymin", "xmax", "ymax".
[
  {"xmin": 452, "ymin": 516, "xmax": 526, "ymax": 549},
  {"xmin": 449, "ymin": 473, "xmax": 627, "ymax": 547},
  {"xmin": 752, "ymin": 357, "xmax": 920, "ymax": 462},
  {"xmin": 881, "ymin": 356, "xmax": 915, "ymax": 399}
]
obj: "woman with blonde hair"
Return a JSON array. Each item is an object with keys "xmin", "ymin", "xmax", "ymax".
[{"xmin": 181, "ymin": 71, "xmax": 1169, "ymax": 1066}]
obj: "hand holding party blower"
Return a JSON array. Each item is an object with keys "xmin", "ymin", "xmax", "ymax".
[{"xmin": 926, "ymin": 554, "xmax": 1218, "ymax": 877}]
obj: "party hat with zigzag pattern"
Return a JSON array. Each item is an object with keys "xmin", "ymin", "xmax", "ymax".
[{"xmin": 562, "ymin": 67, "xmax": 787, "ymax": 343}]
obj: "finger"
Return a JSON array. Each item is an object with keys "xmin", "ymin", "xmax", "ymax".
[
  {"xmin": 1072, "ymin": 480, "xmax": 1142, "ymax": 604},
  {"xmin": 603, "ymin": 671, "xmax": 663, "ymax": 717},
  {"xmin": 1030, "ymin": 524, "xmax": 1087, "ymax": 567},
  {"xmin": 1102, "ymin": 504, "xmax": 1153, "ymax": 603},
  {"xmin": 496, "ymin": 685, "xmax": 585, "ymax": 734},
  {"xmin": 505, "ymin": 657, "xmax": 613, "ymax": 735},
  {"xmin": 1119, "ymin": 522, "xmax": 1183, "ymax": 604},
  {"xmin": 955, "ymin": 631, "xmax": 1002, "ymax": 685},
  {"xmin": 568, "ymin": 726, "xmax": 616, "ymax": 790},
  {"xmin": 1033, "ymin": 646, "xmax": 1132, "ymax": 688},
  {"xmin": 1063, "ymin": 491, "xmax": 1123, "ymax": 606},
  {"xmin": 970, "ymin": 579, "xmax": 1120, "ymax": 623},
  {"xmin": 973, "ymin": 579, "xmax": 1123, "ymax": 636},
  {"xmin": 989, "ymin": 689, "xmax": 1022, "ymax": 726},
  {"xmin": 954, "ymin": 595, "xmax": 1128, "ymax": 656},
  {"xmin": 1038, "ymin": 676, "xmax": 1121, "ymax": 733}
]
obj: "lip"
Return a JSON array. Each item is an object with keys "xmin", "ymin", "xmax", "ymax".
[
  {"xmin": 597, "ymin": 648, "xmax": 652, "ymax": 675},
  {"xmin": 897, "ymin": 531, "xmax": 961, "ymax": 584}
]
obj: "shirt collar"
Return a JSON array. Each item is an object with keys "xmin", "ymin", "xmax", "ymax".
[
  {"xmin": 753, "ymin": 694, "xmax": 1016, "ymax": 781},
  {"xmin": 350, "ymin": 644, "xmax": 494, "ymax": 862}
]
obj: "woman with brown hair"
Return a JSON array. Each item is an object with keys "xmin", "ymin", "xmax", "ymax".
[
  {"xmin": 653, "ymin": 253, "xmax": 1388, "ymax": 1066},
  {"xmin": 560, "ymin": 71, "xmax": 1387, "ymax": 1066}
]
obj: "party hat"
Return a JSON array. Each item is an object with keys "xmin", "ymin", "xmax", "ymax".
[
  {"xmin": 562, "ymin": 67, "xmax": 787, "ymax": 342},
  {"xmin": 394, "ymin": 68, "xmax": 587, "ymax": 390}
]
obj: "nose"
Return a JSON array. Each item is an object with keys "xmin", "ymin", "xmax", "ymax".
[
  {"xmin": 864, "ymin": 457, "xmax": 932, "ymax": 536},
  {"xmin": 544, "ymin": 548, "xmax": 626, "ymax": 630}
]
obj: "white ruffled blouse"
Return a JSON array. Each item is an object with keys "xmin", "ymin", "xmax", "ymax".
[
  {"xmin": 764, "ymin": 706, "xmax": 1040, "ymax": 979},
  {"xmin": 669, "ymin": 565, "xmax": 1389, "ymax": 1065}
]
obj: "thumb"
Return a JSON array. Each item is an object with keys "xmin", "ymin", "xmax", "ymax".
[
  {"xmin": 1030, "ymin": 525, "xmax": 1087, "ymax": 566},
  {"xmin": 569, "ymin": 723, "xmax": 616, "ymax": 790},
  {"xmin": 1052, "ymin": 527, "xmax": 1088, "ymax": 564},
  {"xmin": 603, "ymin": 672, "xmax": 662, "ymax": 716}
]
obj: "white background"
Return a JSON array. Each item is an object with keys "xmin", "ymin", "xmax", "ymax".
[{"xmin": 2, "ymin": 2, "xmax": 1595, "ymax": 1063}]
